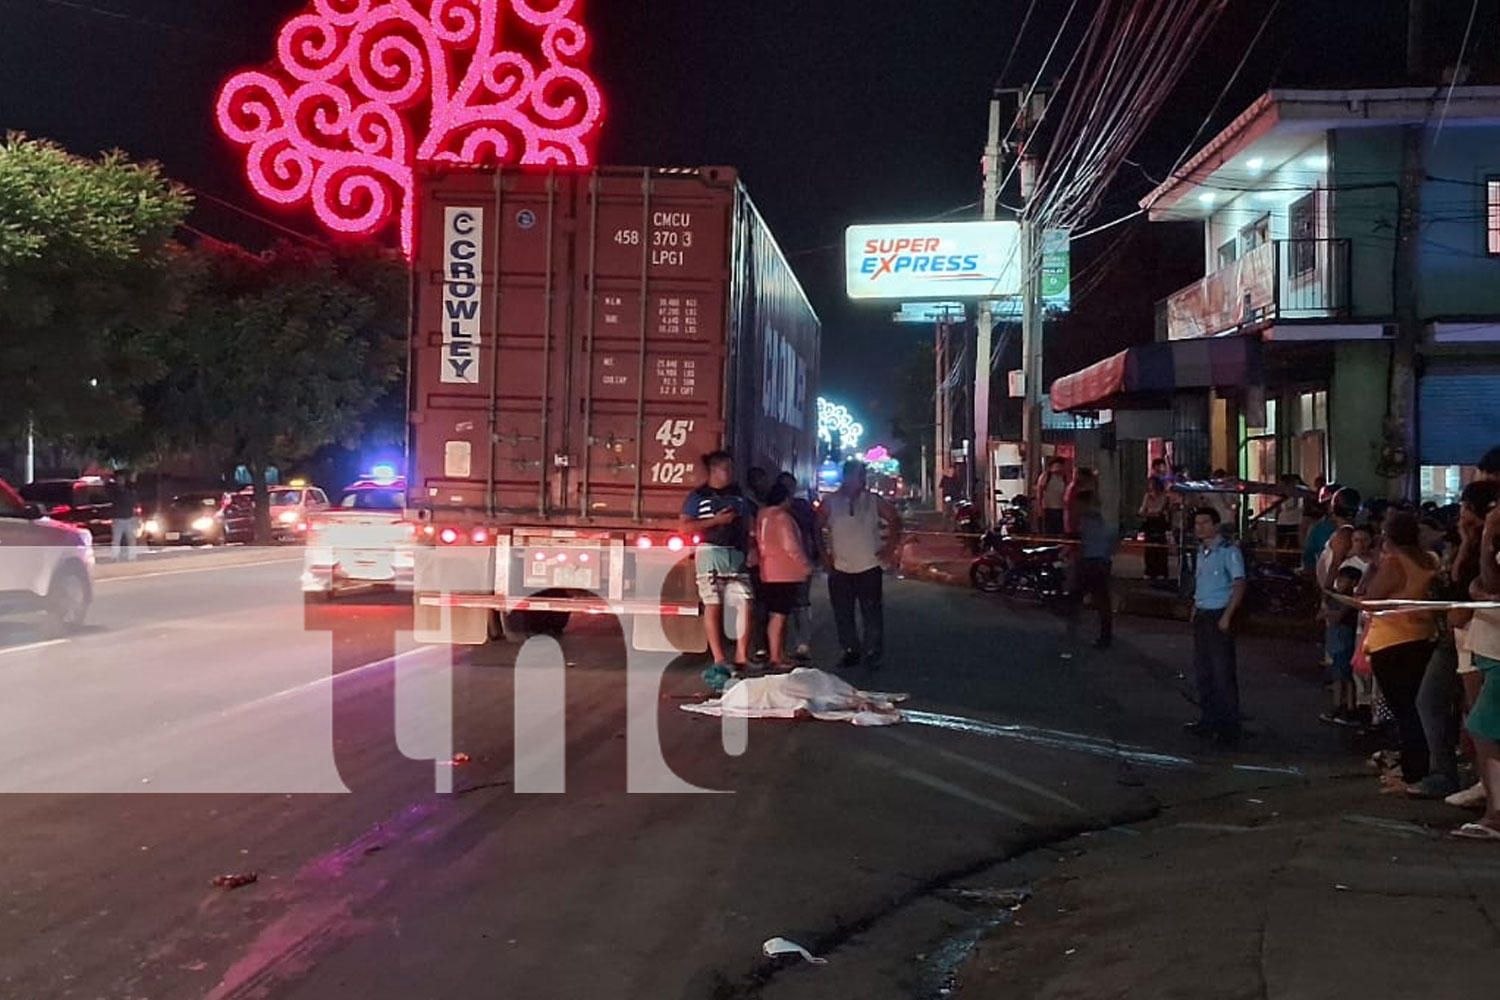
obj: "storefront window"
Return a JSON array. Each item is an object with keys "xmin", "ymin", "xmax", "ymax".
[{"xmin": 1420, "ymin": 465, "xmax": 1473, "ymax": 505}]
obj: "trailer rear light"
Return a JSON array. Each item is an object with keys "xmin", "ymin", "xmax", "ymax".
[
  {"xmin": 471, "ymin": 528, "xmax": 489, "ymax": 545},
  {"xmin": 294, "ymin": 521, "xmax": 309, "ymax": 534},
  {"xmin": 636, "ymin": 536, "xmax": 653, "ymax": 549},
  {"xmin": 423, "ymin": 524, "xmax": 436, "ymax": 537},
  {"xmin": 534, "ymin": 551, "xmax": 547, "ymax": 561},
  {"xmin": 667, "ymin": 536, "xmax": 685, "ymax": 552},
  {"xmin": 692, "ymin": 535, "xmax": 702, "ymax": 545},
  {"xmin": 579, "ymin": 553, "xmax": 590, "ymax": 564},
  {"xmin": 50, "ymin": 504, "xmax": 71, "ymax": 515},
  {"xmin": 439, "ymin": 527, "xmax": 460, "ymax": 545}
]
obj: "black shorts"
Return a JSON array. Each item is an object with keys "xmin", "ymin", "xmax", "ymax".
[{"xmin": 759, "ymin": 582, "xmax": 801, "ymax": 616}]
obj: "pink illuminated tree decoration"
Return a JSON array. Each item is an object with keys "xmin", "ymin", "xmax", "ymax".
[{"xmin": 215, "ymin": 0, "xmax": 605, "ymax": 257}]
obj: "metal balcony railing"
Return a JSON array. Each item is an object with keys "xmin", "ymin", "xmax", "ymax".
[{"xmin": 1163, "ymin": 238, "xmax": 1351, "ymax": 340}]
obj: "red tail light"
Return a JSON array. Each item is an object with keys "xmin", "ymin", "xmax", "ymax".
[
  {"xmin": 667, "ymin": 536, "xmax": 685, "ymax": 552},
  {"xmin": 471, "ymin": 528, "xmax": 489, "ymax": 545},
  {"xmin": 439, "ymin": 527, "xmax": 460, "ymax": 545},
  {"xmin": 636, "ymin": 536, "xmax": 653, "ymax": 549},
  {"xmin": 50, "ymin": 504, "xmax": 72, "ymax": 515},
  {"xmin": 294, "ymin": 521, "xmax": 309, "ymax": 534}
]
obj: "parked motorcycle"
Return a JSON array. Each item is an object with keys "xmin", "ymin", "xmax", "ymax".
[
  {"xmin": 952, "ymin": 498, "xmax": 985, "ymax": 554},
  {"xmin": 970, "ymin": 536, "xmax": 1070, "ymax": 601},
  {"xmin": 1240, "ymin": 539, "xmax": 1320, "ymax": 617}
]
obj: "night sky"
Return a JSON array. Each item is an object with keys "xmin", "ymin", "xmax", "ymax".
[{"xmin": 3, "ymin": 0, "xmax": 1496, "ymax": 442}]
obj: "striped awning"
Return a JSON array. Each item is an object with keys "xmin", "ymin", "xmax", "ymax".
[{"xmin": 1051, "ymin": 335, "xmax": 1263, "ymax": 412}]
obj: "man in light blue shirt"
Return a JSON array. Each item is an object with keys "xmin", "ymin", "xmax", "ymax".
[{"xmin": 1189, "ymin": 506, "xmax": 1247, "ymax": 744}]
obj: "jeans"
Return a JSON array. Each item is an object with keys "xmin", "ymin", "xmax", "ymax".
[
  {"xmin": 829, "ymin": 568, "xmax": 883, "ymax": 659},
  {"xmin": 111, "ymin": 517, "xmax": 139, "ymax": 562},
  {"xmin": 1371, "ymin": 638, "xmax": 1438, "ymax": 784},
  {"xmin": 1142, "ymin": 516, "xmax": 1169, "ymax": 579},
  {"xmin": 1068, "ymin": 558, "xmax": 1113, "ymax": 643},
  {"xmin": 1416, "ymin": 637, "xmax": 1460, "ymax": 785},
  {"xmin": 1193, "ymin": 609, "xmax": 1240, "ymax": 736}
]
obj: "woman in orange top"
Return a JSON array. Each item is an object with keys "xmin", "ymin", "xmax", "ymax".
[
  {"xmin": 1361, "ymin": 510, "xmax": 1440, "ymax": 788},
  {"xmin": 755, "ymin": 482, "xmax": 813, "ymax": 669}
]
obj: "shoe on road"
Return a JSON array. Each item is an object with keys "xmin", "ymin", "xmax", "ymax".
[
  {"xmin": 1446, "ymin": 781, "xmax": 1488, "ymax": 809},
  {"xmin": 1406, "ymin": 773, "xmax": 1460, "ymax": 800}
]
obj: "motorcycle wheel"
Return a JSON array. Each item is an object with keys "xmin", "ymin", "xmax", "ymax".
[{"xmin": 971, "ymin": 559, "xmax": 1006, "ymax": 593}]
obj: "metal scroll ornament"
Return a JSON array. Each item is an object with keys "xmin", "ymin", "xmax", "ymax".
[{"xmin": 215, "ymin": 0, "xmax": 605, "ymax": 257}]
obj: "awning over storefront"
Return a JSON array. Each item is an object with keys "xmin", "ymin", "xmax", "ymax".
[{"xmin": 1051, "ymin": 335, "xmax": 1263, "ymax": 412}]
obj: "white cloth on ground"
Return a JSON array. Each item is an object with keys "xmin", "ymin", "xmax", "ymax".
[{"xmin": 681, "ymin": 667, "xmax": 907, "ymax": 726}]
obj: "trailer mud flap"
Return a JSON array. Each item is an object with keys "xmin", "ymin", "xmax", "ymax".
[
  {"xmin": 630, "ymin": 556, "xmax": 706, "ymax": 653},
  {"xmin": 414, "ymin": 600, "xmax": 490, "ymax": 646}
]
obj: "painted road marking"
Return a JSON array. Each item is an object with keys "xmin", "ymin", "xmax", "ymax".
[
  {"xmin": 95, "ymin": 557, "xmax": 301, "ymax": 584},
  {"xmin": 0, "ymin": 639, "xmax": 67, "ymax": 658}
]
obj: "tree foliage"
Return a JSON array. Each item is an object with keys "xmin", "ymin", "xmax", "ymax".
[
  {"xmin": 0, "ymin": 134, "xmax": 191, "ymax": 445},
  {"xmin": 150, "ymin": 240, "xmax": 407, "ymax": 540}
]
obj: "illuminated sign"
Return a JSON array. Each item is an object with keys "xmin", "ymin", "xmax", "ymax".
[
  {"xmin": 891, "ymin": 302, "xmax": 967, "ymax": 324},
  {"xmin": 817, "ymin": 397, "xmax": 863, "ymax": 452},
  {"xmin": 845, "ymin": 222, "xmax": 1020, "ymax": 301},
  {"xmin": 216, "ymin": 1, "xmax": 605, "ymax": 258},
  {"xmin": 441, "ymin": 207, "xmax": 484, "ymax": 384}
]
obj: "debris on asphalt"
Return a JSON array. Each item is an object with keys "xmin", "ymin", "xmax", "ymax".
[
  {"xmin": 763, "ymin": 937, "xmax": 828, "ymax": 965},
  {"xmin": 211, "ymin": 872, "xmax": 258, "ymax": 890},
  {"xmin": 949, "ymin": 886, "xmax": 1032, "ymax": 909}
]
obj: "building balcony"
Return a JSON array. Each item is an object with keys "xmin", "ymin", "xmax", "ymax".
[{"xmin": 1163, "ymin": 238, "xmax": 1350, "ymax": 340}]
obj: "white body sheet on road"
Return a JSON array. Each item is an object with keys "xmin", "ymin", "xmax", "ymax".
[{"xmin": 682, "ymin": 667, "xmax": 907, "ymax": 726}]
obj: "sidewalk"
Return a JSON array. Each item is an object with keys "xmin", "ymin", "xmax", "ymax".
[
  {"xmin": 957, "ymin": 777, "xmax": 1500, "ymax": 999},
  {"xmin": 900, "ymin": 513, "xmax": 1315, "ymax": 639},
  {"xmin": 954, "ymin": 577, "xmax": 1500, "ymax": 998}
]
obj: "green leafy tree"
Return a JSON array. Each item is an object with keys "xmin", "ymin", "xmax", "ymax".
[
  {"xmin": 153, "ymin": 240, "xmax": 407, "ymax": 542},
  {"xmin": 0, "ymin": 134, "xmax": 191, "ymax": 449}
]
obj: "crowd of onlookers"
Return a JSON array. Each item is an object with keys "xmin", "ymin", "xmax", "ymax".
[
  {"xmin": 1293, "ymin": 450, "xmax": 1500, "ymax": 842},
  {"xmin": 681, "ymin": 453, "xmax": 903, "ymax": 690}
]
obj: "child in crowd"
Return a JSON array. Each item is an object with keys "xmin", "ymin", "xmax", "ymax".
[{"xmin": 1319, "ymin": 564, "xmax": 1363, "ymax": 726}]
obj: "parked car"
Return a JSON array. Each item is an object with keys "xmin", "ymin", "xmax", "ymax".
[
  {"xmin": 238, "ymin": 483, "xmax": 330, "ymax": 541},
  {"xmin": 0, "ymin": 477, "xmax": 94, "ymax": 631},
  {"xmin": 140, "ymin": 491, "xmax": 253, "ymax": 546},
  {"xmin": 18, "ymin": 477, "xmax": 115, "ymax": 544}
]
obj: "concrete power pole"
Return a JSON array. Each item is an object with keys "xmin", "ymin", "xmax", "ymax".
[
  {"xmin": 974, "ymin": 92, "xmax": 1004, "ymax": 525},
  {"xmin": 1016, "ymin": 91, "xmax": 1048, "ymax": 500},
  {"xmin": 934, "ymin": 318, "xmax": 949, "ymax": 508}
]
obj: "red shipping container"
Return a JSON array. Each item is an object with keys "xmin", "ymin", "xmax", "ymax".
[{"xmin": 410, "ymin": 166, "xmax": 821, "ymax": 526}]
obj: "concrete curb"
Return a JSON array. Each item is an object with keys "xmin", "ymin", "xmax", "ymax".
[{"xmin": 94, "ymin": 548, "xmax": 302, "ymax": 581}]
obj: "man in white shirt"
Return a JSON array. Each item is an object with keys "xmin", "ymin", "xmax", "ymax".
[
  {"xmin": 819, "ymin": 461, "xmax": 903, "ymax": 670},
  {"xmin": 1455, "ymin": 495, "xmax": 1500, "ymax": 837}
]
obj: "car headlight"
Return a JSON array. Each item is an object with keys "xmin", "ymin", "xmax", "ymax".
[
  {"xmin": 278, "ymin": 510, "xmax": 299, "ymax": 524},
  {"xmin": 143, "ymin": 519, "xmax": 160, "ymax": 534},
  {"xmin": 192, "ymin": 516, "xmax": 216, "ymax": 532}
]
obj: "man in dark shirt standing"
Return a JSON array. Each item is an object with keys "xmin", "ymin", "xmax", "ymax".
[
  {"xmin": 681, "ymin": 452, "xmax": 754, "ymax": 669},
  {"xmin": 1068, "ymin": 490, "xmax": 1117, "ymax": 649},
  {"xmin": 108, "ymin": 469, "xmax": 141, "ymax": 563}
]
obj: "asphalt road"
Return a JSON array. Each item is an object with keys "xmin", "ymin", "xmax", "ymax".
[{"xmin": 0, "ymin": 562, "xmax": 1316, "ymax": 999}]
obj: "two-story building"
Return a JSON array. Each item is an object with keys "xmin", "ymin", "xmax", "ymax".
[{"xmin": 1051, "ymin": 87, "xmax": 1500, "ymax": 504}]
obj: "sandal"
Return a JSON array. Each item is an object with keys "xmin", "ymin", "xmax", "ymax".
[{"xmin": 1450, "ymin": 821, "xmax": 1500, "ymax": 842}]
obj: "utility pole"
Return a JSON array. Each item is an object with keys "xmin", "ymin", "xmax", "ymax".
[
  {"xmin": 934, "ymin": 318, "xmax": 949, "ymax": 509},
  {"xmin": 974, "ymin": 91, "xmax": 1004, "ymax": 525},
  {"xmin": 1015, "ymin": 90, "xmax": 1048, "ymax": 501}
]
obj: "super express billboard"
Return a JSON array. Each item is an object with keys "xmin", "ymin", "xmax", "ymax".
[{"xmin": 844, "ymin": 221, "xmax": 1021, "ymax": 301}]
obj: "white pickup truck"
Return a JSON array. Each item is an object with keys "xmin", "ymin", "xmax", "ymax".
[{"xmin": 0, "ymin": 476, "xmax": 94, "ymax": 631}]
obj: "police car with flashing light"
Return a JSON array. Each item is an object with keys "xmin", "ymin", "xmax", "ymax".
[{"xmin": 301, "ymin": 466, "xmax": 415, "ymax": 600}]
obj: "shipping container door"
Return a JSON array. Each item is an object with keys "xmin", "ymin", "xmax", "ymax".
[
  {"xmin": 566, "ymin": 169, "xmax": 736, "ymax": 521},
  {"xmin": 412, "ymin": 170, "xmax": 572, "ymax": 514}
]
